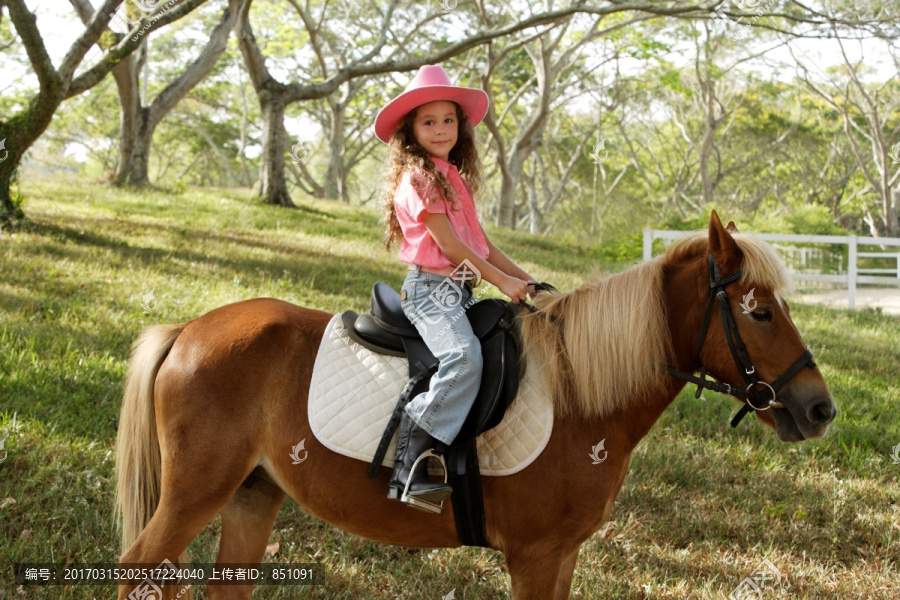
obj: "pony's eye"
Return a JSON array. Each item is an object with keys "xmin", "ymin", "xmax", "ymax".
[{"xmin": 750, "ymin": 308, "xmax": 773, "ymax": 322}]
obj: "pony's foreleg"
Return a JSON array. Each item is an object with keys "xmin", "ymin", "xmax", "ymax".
[
  {"xmin": 207, "ymin": 473, "xmax": 286, "ymax": 600},
  {"xmin": 507, "ymin": 546, "xmax": 576, "ymax": 600}
]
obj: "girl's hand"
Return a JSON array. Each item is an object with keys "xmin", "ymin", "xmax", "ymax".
[{"xmin": 499, "ymin": 275, "xmax": 530, "ymax": 304}]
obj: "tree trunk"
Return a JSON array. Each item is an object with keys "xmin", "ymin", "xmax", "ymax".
[
  {"xmin": 68, "ymin": 0, "xmax": 149, "ymax": 186},
  {"xmin": 126, "ymin": 109, "xmax": 155, "ymax": 186},
  {"xmin": 0, "ymin": 162, "xmax": 22, "ymax": 228},
  {"xmin": 236, "ymin": 1, "xmax": 292, "ymax": 206},
  {"xmin": 1, "ymin": 1, "xmax": 67, "ymax": 226},
  {"xmin": 324, "ymin": 102, "xmax": 346, "ymax": 201},
  {"xmin": 111, "ymin": 0, "xmax": 242, "ymax": 187},
  {"xmin": 880, "ymin": 158, "xmax": 898, "ymax": 237},
  {"xmin": 111, "ymin": 48, "xmax": 143, "ymax": 185},
  {"xmin": 526, "ymin": 157, "xmax": 541, "ymax": 234},
  {"xmin": 497, "ymin": 149, "xmax": 529, "ymax": 229},
  {"xmin": 892, "ymin": 188, "xmax": 900, "ymax": 237},
  {"xmin": 884, "ymin": 197, "xmax": 899, "ymax": 237},
  {"xmin": 699, "ymin": 79, "xmax": 718, "ymax": 206},
  {"xmin": 0, "ymin": 102, "xmax": 62, "ymax": 227},
  {"xmin": 258, "ymin": 95, "xmax": 294, "ymax": 206}
]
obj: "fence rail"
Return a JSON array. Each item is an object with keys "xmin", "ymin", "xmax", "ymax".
[{"xmin": 643, "ymin": 229, "xmax": 900, "ymax": 310}]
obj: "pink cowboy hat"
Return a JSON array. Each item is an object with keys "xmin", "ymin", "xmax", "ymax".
[{"xmin": 374, "ymin": 65, "xmax": 489, "ymax": 143}]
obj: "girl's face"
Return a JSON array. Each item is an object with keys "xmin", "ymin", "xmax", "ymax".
[{"xmin": 412, "ymin": 100, "xmax": 458, "ymax": 162}]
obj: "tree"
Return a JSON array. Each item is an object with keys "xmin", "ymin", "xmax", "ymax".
[
  {"xmin": 0, "ymin": 0, "xmax": 207, "ymax": 225},
  {"xmin": 1, "ymin": 0, "xmax": 870, "ymax": 228},
  {"xmin": 479, "ymin": 9, "xmax": 634, "ymax": 228},
  {"xmin": 796, "ymin": 34, "xmax": 900, "ymax": 237},
  {"xmin": 71, "ymin": 0, "xmax": 247, "ymax": 187},
  {"xmin": 598, "ymin": 18, "xmax": 805, "ymax": 221},
  {"xmin": 234, "ymin": 0, "xmax": 738, "ymax": 207}
]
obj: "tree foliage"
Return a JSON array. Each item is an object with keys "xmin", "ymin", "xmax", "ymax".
[{"xmin": 3, "ymin": 0, "xmax": 898, "ymax": 240}]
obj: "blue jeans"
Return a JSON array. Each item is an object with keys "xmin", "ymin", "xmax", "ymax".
[{"xmin": 400, "ymin": 268, "xmax": 482, "ymax": 445}]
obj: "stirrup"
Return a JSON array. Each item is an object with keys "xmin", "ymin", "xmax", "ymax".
[{"xmin": 400, "ymin": 449, "xmax": 449, "ymax": 514}]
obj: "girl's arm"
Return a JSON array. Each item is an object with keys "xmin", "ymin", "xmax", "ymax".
[
  {"xmin": 422, "ymin": 213, "xmax": 531, "ymax": 303},
  {"xmin": 483, "ymin": 234, "xmax": 534, "ymax": 283}
]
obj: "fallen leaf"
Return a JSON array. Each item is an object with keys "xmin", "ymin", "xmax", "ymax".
[{"xmin": 265, "ymin": 541, "xmax": 280, "ymax": 556}]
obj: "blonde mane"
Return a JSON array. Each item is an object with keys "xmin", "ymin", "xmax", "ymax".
[
  {"xmin": 519, "ymin": 230, "xmax": 792, "ymax": 417},
  {"xmin": 666, "ymin": 231, "xmax": 794, "ymax": 295}
]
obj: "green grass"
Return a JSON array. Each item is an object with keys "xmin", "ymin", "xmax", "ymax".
[{"xmin": 1, "ymin": 177, "xmax": 899, "ymax": 599}]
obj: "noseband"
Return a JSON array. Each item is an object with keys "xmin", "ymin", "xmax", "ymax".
[{"xmin": 666, "ymin": 253, "xmax": 817, "ymax": 428}]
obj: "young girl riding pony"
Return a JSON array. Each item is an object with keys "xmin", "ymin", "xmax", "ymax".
[{"xmin": 376, "ymin": 65, "xmax": 536, "ymax": 509}]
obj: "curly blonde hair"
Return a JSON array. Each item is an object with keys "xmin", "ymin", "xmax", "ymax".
[{"xmin": 381, "ymin": 102, "xmax": 483, "ymax": 249}]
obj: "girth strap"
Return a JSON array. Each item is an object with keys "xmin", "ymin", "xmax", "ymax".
[{"xmin": 446, "ymin": 440, "xmax": 489, "ymax": 547}]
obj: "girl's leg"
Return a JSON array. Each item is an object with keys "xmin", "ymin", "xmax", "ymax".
[
  {"xmin": 401, "ymin": 272, "xmax": 482, "ymax": 445},
  {"xmin": 388, "ymin": 272, "xmax": 482, "ymax": 506}
]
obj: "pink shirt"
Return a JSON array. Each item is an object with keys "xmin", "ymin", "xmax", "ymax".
[{"xmin": 394, "ymin": 157, "xmax": 489, "ymax": 270}]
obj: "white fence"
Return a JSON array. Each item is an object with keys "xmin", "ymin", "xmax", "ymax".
[{"xmin": 643, "ymin": 229, "xmax": 900, "ymax": 310}]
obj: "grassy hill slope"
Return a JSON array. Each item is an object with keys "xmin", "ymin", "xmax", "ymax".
[{"xmin": 1, "ymin": 178, "xmax": 898, "ymax": 598}]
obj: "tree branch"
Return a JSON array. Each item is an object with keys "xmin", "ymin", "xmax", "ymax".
[
  {"xmin": 282, "ymin": 1, "xmax": 713, "ymax": 103},
  {"xmin": 66, "ymin": 0, "xmax": 208, "ymax": 97},
  {"xmin": 148, "ymin": 0, "xmax": 245, "ymax": 128},
  {"xmin": 59, "ymin": 0, "xmax": 122, "ymax": 82},
  {"xmin": 5, "ymin": 0, "xmax": 62, "ymax": 93},
  {"xmin": 235, "ymin": 0, "xmax": 274, "ymax": 91}
]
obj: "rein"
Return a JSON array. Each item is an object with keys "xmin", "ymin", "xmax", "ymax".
[
  {"xmin": 517, "ymin": 281, "xmax": 558, "ymax": 315},
  {"xmin": 666, "ymin": 253, "xmax": 817, "ymax": 428}
]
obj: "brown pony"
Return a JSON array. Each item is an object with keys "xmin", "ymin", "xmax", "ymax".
[{"xmin": 115, "ymin": 212, "xmax": 836, "ymax": 599}]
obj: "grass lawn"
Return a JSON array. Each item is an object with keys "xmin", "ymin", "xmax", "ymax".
[{"xmin": 1, "ymin": 177, "xmax": 898, "ymax": 599}]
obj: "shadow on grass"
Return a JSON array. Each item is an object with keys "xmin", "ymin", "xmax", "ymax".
[
  {"xmin": 1, "ymin": 219, "xmax": 411, "ymax": 443},
  {"xmin": 25, "ymin": 218, "xmax": 403, "ymax": 297}
]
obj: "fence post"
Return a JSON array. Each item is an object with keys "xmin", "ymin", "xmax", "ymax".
[
  {"xmin": 848, "ymin": 235, "xmax": 857, "ymax": 310},
  {"xmin": 643, "ymin": 228, "xmax": 652, "ymax": 262}
]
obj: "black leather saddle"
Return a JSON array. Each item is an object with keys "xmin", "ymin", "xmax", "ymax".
[
  {"xmin": 342, "ymin": 282, "xmax": 524, "ymax": 453},
  {"xmin": 342, "ymin": 281, "xmax": 540, "ymax": 546}
]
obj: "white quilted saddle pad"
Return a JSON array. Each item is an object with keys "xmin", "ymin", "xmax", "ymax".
[{"xmin": 307, "ymin": 313, "xmax": 553, "ymax": 476}]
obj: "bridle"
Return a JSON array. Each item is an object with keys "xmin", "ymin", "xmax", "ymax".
[{"xmin": 666, "ymin": 253, "xmax": 817, "ymax": 428}]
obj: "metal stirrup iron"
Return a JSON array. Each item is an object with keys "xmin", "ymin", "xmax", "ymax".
[{"xmin": 400, "ymin": 450, "xmax": 449, "ymax": 514}]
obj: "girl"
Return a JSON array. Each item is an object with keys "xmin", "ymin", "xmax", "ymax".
[{"xmin": 376, "ymin": 65, "xmax": 535, "ymax": 509}]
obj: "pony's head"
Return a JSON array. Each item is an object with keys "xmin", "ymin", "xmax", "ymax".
[
  {"xmin": 519, "ymin": 211, "xmax": 836, "ymax": 443},
  {"xmin": 665, "ymin": 211, "xmax": 836, "ymax": 441}
]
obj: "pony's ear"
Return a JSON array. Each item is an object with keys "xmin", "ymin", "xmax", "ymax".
[
  {"xmin": 708, "ymin": 210, "xmax": 741, "ymax": 271},
  {"xmin": 725, "ymin": 220, "xmax": 739, "ymax": 233}
]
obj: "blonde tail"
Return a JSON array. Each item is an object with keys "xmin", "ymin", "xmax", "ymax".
[{"xmin": 115, "ymin": 324, "xmax": 185, "ymax": 561}]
